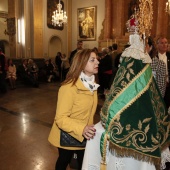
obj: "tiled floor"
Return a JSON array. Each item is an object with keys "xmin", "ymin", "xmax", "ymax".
[{"xmin": 0, "ymin": 82, "xmax": 102, "ymax": 170}]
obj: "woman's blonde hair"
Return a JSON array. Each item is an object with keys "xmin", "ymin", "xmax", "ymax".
[{"xmin": 62, "ymin": 48, "xmax": 96, "ymax": 85}]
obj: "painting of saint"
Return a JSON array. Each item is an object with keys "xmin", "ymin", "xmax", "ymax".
[{"xmin": 78, "ymin": 6, "xmax": 96, "ymax": 40}]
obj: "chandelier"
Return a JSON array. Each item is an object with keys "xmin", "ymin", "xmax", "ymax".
[
  {"xmin": 52, "ymin": 0, "xmax": 67, "ymax": 27},
  {"xmin": 165, "ymin": 0, "xmax": 170, "ymax": 15}
]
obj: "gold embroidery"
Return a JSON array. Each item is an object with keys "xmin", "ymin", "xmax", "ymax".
[
  {"xmin": 108, "ymin": 64, "xmax": 152, "ymax": 128},
  {"xmin": 100, "ymin": 58, "xmax": 136, "ymax": 122}
]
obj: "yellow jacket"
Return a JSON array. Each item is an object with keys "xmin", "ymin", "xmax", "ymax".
[{"xmin": 48, "ymin": 78, "xmax": 98, "ymax": 150}]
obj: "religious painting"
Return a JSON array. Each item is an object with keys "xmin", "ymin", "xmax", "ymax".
[
  {"xmin": 77, "ymin": 6, "xmax": 97, "ymax": 41},
  {"xmin": 7, "ymin": 18, "xmax": 16, "ymax": 36},
  {"xmin": 47, "ymin": 0, "xmax": 64, "ymax": 30}
]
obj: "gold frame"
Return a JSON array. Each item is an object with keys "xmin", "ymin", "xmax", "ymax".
[{"xmin": 77, "ymin": 6, "xmax": 97, "ymax": 41}]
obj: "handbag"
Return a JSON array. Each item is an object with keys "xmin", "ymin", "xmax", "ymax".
[
  {"xmin": 60, "ymin": 95, "xmax": 94, "ymax": 147},
  {"xmin": 60, "ymin": 130, "xmax": 87, "ymax": 147}
]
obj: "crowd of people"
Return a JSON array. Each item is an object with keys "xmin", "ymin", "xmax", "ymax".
[
  {"xmin": 0, "ymin": 56, "xmax": 65, "ymax": 93},
  {"xmin": 1, "ymin": 38, "xmax": 170, "ymax": 107}
]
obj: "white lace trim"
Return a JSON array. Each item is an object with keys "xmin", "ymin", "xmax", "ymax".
[
  {"xmin": 161, "ymin": 147, "xmax": 170, "ymax": 170},
  {"xmin": 86, "ymin": 157, "xmax": 125, "ymax": 170},
  {"xmin": 121, "ymin": 34, "xmax": 152, "ymax": 64},
  {"xmin": 87, "ymin": 164, "xmax": 100, "ymax": 170},
  {"xmin": 115, "ymin": 157, "xmax": 125, "ymax": 170}
]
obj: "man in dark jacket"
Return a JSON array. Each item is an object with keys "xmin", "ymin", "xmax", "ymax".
[
  {"xmin": 156, "ymin": 37, "xmax": 170, "ymax": 108},
  {"xmin": 98, "ymin": 48, "xmax": 112, "ymax": 96},
  {"xmin": 69, "ymin": 40, "xmax": 83, "ymax": 65}
]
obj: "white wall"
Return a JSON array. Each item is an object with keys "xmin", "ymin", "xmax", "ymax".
[
  {"xmin": 71, "ymin": 0, "xmax": 105, "ymax": 51},
  {"xmin": 43, "ymin": 0, "xmax": 68, "ymax": 59},
  {"xmin": 41, "ymin": 0, "xmax": 105, "ymax": 59}
]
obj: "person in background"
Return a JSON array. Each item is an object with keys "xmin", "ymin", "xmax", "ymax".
[
  {"xmin": 156, "ymin": 37, "xmax": 170, "ymax": 108},
  {"xmin": 110, "ymin": 43, "xmax": 118, "ymax": 81},
  {"xmin": 48, "ymin": 49, "xmax": 99, "ymax": 170},
  {"xmin": 61, "ymin": 53, "xmax": 70, "ymax": 81},
  {"xmin": 98, "ymin": 48, "xmax": 112, "ymax": 98},
  {"xmin": 92, "ymin": 47, "xmax": 100, "ymax": 84},
  {"xmin": 0, "ymin": 48, "xmax": 7, "ymax": 93},
  {"xmin": 108, "ymin": 46, "xmax": 113, "ymax": 55},
  {"xmin": 43, "ymin": 59, "xmax": 54, "ymax": 83},
  {"xmin": 7, "ymin": 59, "xmax": 17, "ymax": 90},
  {"xmin": 17, "ymin": 59, "xmax": 39, "ymax": 88},
  {"xmin": 146, "ymin": 37, "xmax": 167, "ymax": 98},
  {"xmin": 114, "ymin": 44, "xmax": 130, "ymax": 70},
  {"xmin": 69, "ymin": 40, "xmax": 83, "ymax": 65},
  {"xmin": 168, "ymin": 44, "xmax": 170, "ymax": 52},
  {"xmin": 49, "ymin": 59, "xmax": 58, "ymax": 81},
  {"xmin": 55, "ymin": 52, "xmax": 62, "ymax": 80},
  {"xmin": 27, "ymin": 59, "xmax": 39, "ymax": 81}
]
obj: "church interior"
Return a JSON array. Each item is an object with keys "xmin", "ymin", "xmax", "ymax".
[
  {"xmin": 0, "ymin": 0, "xmax": 169, "ymax": 59},
  {"xmin": 0, "ymin": 0, "xmax": 170, "ymax": 170}
]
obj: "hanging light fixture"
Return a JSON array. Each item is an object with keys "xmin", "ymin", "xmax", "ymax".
[
  {"xmin": 165, "ymin": 0, "xmax": 170, "ymax": 15},
  {"xmin": 52, "ymin": 0, "xmax": 67, "ymax": 27}
]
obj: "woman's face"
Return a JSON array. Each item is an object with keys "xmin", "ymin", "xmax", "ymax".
[{"xmin": 84, "ymin": 52, "xmax": 99, "ymax": 77}]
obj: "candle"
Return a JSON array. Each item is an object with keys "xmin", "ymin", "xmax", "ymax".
[{"xmin": 114, "ymin": 39, "xmax": 117, "ymax": 44}]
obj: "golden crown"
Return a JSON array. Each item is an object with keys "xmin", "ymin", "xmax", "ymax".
[{"xmin": 126, "ymin": 0, "xmax": 153, "ymax": 38}]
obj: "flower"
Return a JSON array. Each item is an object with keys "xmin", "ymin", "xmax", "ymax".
[{"xmin": 126, "ymin": 124, "xmax": 131, "ymax": 131}]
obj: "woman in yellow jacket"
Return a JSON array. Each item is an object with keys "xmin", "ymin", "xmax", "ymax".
[{"xmin": 48, "ymin": 49, "xmax": 100, "ymax": 170}]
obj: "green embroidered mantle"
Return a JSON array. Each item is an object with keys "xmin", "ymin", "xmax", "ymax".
[{"xmin": 100, "ymin": 57, "xmax": 170, "ymax": 166}]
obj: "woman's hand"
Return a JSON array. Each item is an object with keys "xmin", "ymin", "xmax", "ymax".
[{"xmin": 83, "ymin": 125, "xmax": 96, "ymax": 140}]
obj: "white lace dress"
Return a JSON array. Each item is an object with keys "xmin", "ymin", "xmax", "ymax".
[{"xmin": 82, "ymin": 121, "xmax": 170, "ymax": 170}]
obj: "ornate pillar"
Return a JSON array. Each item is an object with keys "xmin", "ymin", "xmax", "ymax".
[
  {"xmin": 8, "ymin": 0, "xmax": 16, "ymax": 58},
  {"xmin": 103, "ymin": 0, "xmax": 112, "ymax": 40},
  {"xmin": 33, "ymin": 0, "xmax": 43, "ymax": 58},
  {"xmin": 110, "ymin": 0, "xmax": 129, "ymax": 39}
]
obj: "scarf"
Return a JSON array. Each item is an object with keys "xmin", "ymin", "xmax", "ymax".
[{"xmin": 80, "ymin": 71, "xmax": 99, "ymax": 92}]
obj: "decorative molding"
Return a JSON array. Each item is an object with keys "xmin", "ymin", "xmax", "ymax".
[
  {"xmin": 5, "ymin": 18, "xmax": 16, "ymax": 36},
  {"xmin": 0, "ymin": 11, "xmax": 8, "ymax": 18}
]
